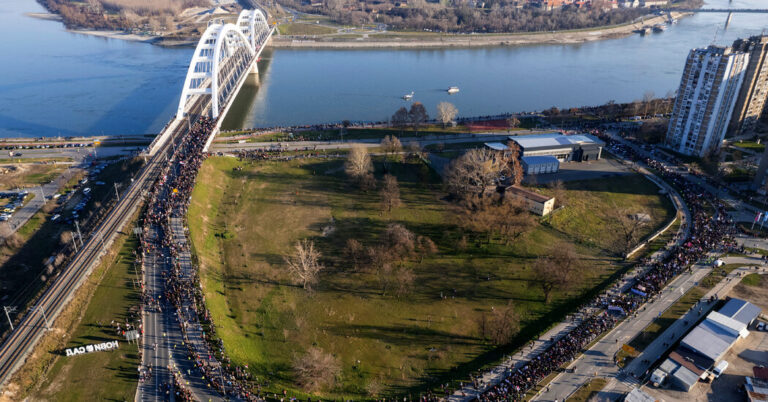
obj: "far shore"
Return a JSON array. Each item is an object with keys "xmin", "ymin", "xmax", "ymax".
[
  {"xmin": 27, "ymin": 9, "xmax": 689, "ymax": 50},
  {"xmin": 272, "ymin": 12, "xmax": 689, "ymax": 49}
]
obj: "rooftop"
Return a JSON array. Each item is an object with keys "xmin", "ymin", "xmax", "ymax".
[
  {"xmin": 719, "ymin": 298, "xmax": 761, "ymax": 326},
  {"xmin": 680, "ymin": 319, "xmax": 739, "ymax": 363},
  {"xmin": 508, "ymin": 133, "xmax": 604, "ymax": 150},
  {"xmin": 504, "ymin": 185, "xmax": 553, "ymax": 204}
]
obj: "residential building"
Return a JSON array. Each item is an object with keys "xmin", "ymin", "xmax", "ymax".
[
  {"xmin": 502, "ymin": 185, "xmax": 555, "ymax": 216},
  {"xmin": 508, "ymin": 133, "xmax": 604, "ymax": 161},
  {"xmin": 665, "ymin": 45, "xmax": 750, "ymax": 157},
  {"xmin": 730, "ymin": 35, "xmax": 768, "ymax": 135}
]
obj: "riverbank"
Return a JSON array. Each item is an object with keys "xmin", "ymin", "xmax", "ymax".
[{"xmin": 272, "ymin": 12, "xmax": 689, "ymax": 49}]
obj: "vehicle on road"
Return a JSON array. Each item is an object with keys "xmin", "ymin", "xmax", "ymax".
[
  {"xmin": 713, "ymin": 360, "xmax": 728, "ymax": 378},
  {"xmin": 83, "ymin": 188, "xmax": 91, "ymax": 194},
  {"xmin": 757, "ymin": 322, "xmax": 766, "ymax": 331}
]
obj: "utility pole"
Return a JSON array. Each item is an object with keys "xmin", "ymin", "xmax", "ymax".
[
  {"xmin": 32, "ymin": 306, "xmax": 50, "ymax": 330},
  {"xmin": 114, "ymin": 183, "xmax": 120, "ymax": 201},
  {"xmin": 74, "ymin": 220, "xmax": 84, "ymax": 247},
  {"xmin": 71, "ymin": 235, "xmax": 78, "ymax": 253},
  {"xmin": 3, "ymin": 306, "xmax": 17, "ymax": 331},
  {"xmin": 38, "ymin": 185, "xmax": 45, "ymax": 200}
]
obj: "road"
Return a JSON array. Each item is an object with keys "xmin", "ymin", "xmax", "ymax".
[{"xmin": 0, "ymin": 119, "xmax": 185, "ymax": 389}]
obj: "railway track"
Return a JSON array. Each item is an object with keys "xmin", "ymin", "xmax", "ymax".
[{"xmin": 0, "ymin": 117, "xmax": 188, "ymax": 389}]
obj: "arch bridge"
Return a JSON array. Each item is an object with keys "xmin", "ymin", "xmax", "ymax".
[{"xmin": 148, "ymin": 8, "xmax": 273, "ymax": 155}]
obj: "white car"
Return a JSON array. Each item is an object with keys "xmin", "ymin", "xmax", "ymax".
[{"xmin": 83, "ymin": 188, "xmax": 91, "ymax": 194}]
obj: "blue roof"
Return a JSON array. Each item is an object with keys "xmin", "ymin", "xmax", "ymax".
[{"xmin": 719, "ymin": 298, "xmax": 762, "ymax": 326}]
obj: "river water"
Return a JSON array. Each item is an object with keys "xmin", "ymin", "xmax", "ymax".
[{"xmin": 0, "ymin": 0, "xmax": 766, "ymax": 137}]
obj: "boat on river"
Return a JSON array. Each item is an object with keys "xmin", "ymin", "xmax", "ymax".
[
  {"xmin": 402, "ymin": 91, "xmax": 414, "ymax": 100},
  {"xmin": 447, "ymin": 86, "xmax": 460, "ymax": 94}
]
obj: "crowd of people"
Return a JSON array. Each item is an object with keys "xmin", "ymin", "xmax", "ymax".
[
  {"xmin": 475, "ymin": 131, "xmax": 738, "ymax": 401},
  {"xmin": 137, "ymin": 117, "xmax": 264, "ymax": 400}
]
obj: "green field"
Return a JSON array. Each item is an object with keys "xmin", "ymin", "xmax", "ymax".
[
  {"xmin": 187, "ymin": 156, "xmax": 674, "ymax": 398},
  {"xmin": 34, "ymin": 232, "xmax": 141, "ymax": 401},
  {"xmin": 278, "ymin": 22, "xmax": 338, "ymax": 36}
]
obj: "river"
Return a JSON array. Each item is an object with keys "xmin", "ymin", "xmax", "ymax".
[{"xmin": 0, "ymin": 0, "xmax": 766, "ymax": 138}]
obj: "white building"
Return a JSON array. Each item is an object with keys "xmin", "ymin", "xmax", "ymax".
[
  {"xmin": 666, "ymin": 45, "xmax": 750, "ymax": 157},
  {"xmin": 521, "ymin": 155, "xmax": 560, "ymax": 174}
]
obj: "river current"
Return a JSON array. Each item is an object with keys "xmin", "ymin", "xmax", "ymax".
[{"xmin": 0, "ymin": 0, "xmax": 766, "ymax": 137}]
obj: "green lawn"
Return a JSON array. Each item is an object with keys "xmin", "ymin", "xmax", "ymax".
[
  {"xmin": 187, "ymin": 156, "xmax": 674, "ymax": 399},
  {"xmin": 278, "ymin": 22, "xmax": 337, "ymax": 35},
  {"xmin": 540, "ymin": 176, "xmax": 675, "ymax": 252},
  {"xmin": 568, "ymin": 377, "xmax": 607, "ymax": 402},
  {"xmin": 732, "ymin": 141, "xmax": 765, "ymax": 152},
  {"xmin": 741, "ymin": 273, "xmax": 763, "ymax": 286},
  {"xmin": 34, "ymin": 233, "xmax": 141, "ymax": 401}
]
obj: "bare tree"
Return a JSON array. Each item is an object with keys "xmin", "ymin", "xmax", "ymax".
[
  {"xmin": 530, "ymin": 242, "xmax": 580, "ymax": 303},
  {"xmin": 392, "ymin": 107, "xmax": 409, "ymax": 134},
  {"xmin": 481, "ymin": 302, "xmax": 520, "ymax": 345},
  {"xmin": 416, "ymin": 235, "xmax": 438, "ymax": 263},
  {"xmin": 506, "ymin": 116, "xmax": 520, "ymax": 133},
  {"xmin": 345, "ymin": 144, "xmax": 375, "ymax": 190},
  {"xmin": 407, "ymin": 141, "xmax": 422, "ymax": 161},
  {"xmin": 408, "ymin": 102, "xmax": 429, "ymax": 133},
  {"xmin": 284, "ymin": 239, "xmax": 324, "ymax": 291},
  {"xmin": 642, "ymin": 91, "xmax": 655, "ymax": 117},
  {"xmin": 292, "ymin": 347, "xmax": 341, "ymax": 392},
  {"xmin": 436, "ymin": 102, "xmax": 458, "ymax": 127},
  {"xmin": 394, "ymin": 266, "xmax": 415, "ymax": 297},
  {"xmin": 505, "ymin": 141, "xmax": 524, "ymax": 186},
  {"xmin": 379, "ymin": 174, "xmax": 401, "ymax": 212},
  {"xmin": 384, "ymin": 223, "xmax": 415, "ymax": 259},
  {"xmin": 606, "ymin": 203, "xmax": 649, "ymax": 255},
  {"xmin": 444, "ymin": 148, "xmax": 510, "ymax": 202},
  {"xmin": 547, "ymin": 179, "xmax": 567, "ymax": 208},
  {"xmin": 343, "ymin": 238, "xmax": 364, "ymax": 271},
  {"xmin": 381, "ymin": 135, "xmax": 402, "ymax": 156}
]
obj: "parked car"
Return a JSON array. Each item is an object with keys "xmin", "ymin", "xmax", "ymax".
[{"xmin": 757, "ymin": 322, "xmax": 766, "ymax": 331}]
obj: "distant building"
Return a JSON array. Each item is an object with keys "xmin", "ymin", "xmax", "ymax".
[
  {"xmin": 509, "ymin": 133, "xmax": 604, "ymax": 162},
  {"xmin": 665, "ymin": 45, "xmax": 750, "ymax": 157},
  {"xmin": 730, "ymin": 35, "xmax": 768, "ymax": 135},
  {"xmin": 502, "ymin": 185, "xmax": 555, "ymax": 216},
  {"xmin": 641, "ymin": 0, "xmax": 667, "ymax": 7},
  {"xmin": 521, "ymin": 155, "xmax": 560, "ymax": 174}
]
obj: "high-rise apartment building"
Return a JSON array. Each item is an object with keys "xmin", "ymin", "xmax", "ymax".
[
  {"xmin": 729, "ymin": 35, "xmax": 768, "ymax": 135},
  {"xmin": 666, "ymin": 45, "xmax": 750, "ymax": 157}
]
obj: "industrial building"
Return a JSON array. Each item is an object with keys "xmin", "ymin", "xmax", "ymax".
[
  {"xmin": 730, "ymin": 35, "xmax": 768, "ymax": 135},
  {"xmin": 651, "ymin": 298, "xmax": 762, "ymax": 392},
  {"xmin": 521, "ymin": 155, "xmax": 560, "ymax": 174},
  {"xmin": 507, "ymin": 133, "xmax": 604, "ymax": 162},
  {"xmin": 666, "ymin": 45, "xmax": 750, "ymax": 157}
]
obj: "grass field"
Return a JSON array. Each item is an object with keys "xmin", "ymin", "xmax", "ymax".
[
  {"xmin": 187, "ymin": 156, "xmax": 674, "ymax": 398},
  {"xmin": 278, "ymin": 22, "xmax": 337, "ymax": 36},
  {"xmin": 732, "ymin": 141, "xmax": 765, "ymax": 152},
  {"xmin": 0, "ymin": 163, "xmax": 66, "ymax": 190},
  {"xmin": 568, "ymin": 377, "xmax": 607, "ymax": 402},
  {"xmin": 741, "ymin": 273, "xmax": 763, "ymax": 287},
  {"xmin": 34, "ymin": 233, "xmax": 141, "ymax": 401},
  {"xmin": 541, "ymin": 176, "xmax": 675, "ymax": 252}
]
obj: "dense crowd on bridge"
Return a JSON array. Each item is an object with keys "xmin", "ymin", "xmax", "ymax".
[{"xmin": 473, "ymin": 131, "xmax": 738, "ymax": 402}]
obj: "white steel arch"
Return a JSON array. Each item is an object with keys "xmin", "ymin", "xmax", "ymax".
[{"xmin": 176, "ymin": 9, "xmax": 271, "ymax": 120}]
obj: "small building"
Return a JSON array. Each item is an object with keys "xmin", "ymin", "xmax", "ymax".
[
  {"xmin": 503, "ymin": 185, "xmax": 555, "ymax": 216},
  {"xmin": 508, "ymin": 133, "xmax": 604, "ymax": 162},
  {"xmin": 624, "ymin": 387, "xmax": 656, "ymax": 402},
  {"xmin": 718, "ymin": 298, "xmax": 762, "ymax": 327},
  {"xmin": 521, "ymin": 155, "xmax": 560, "ymax": 174},
  {"xmin": 745, "ymin": 376, "xmax": 768, "ymax": 402}
]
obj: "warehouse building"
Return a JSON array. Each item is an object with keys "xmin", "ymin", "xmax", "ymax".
[
  {"xmin": 651, "ymin": 298, "xmax": 762, "ymax": 392},
  {"xmin": 508, "ymin": 133, "xmax": 604, "ymax": 162},
  {"xmin": 521, "ymin": 155, "xmax": 560, "ymax": 174}
]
